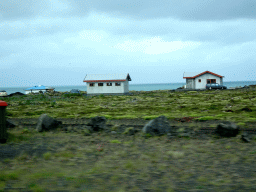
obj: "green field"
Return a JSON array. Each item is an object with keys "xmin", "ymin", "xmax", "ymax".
[{"xmin": 2, "ymin": 89, "xmax": 256, "ymax": 123}]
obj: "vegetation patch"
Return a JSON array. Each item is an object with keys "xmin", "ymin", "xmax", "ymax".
[{"xmin": 110, "ymin": 140, "xmax": 122, "ymax": 144}]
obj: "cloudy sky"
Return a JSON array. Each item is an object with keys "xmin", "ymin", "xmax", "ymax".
[{"xmin": 1, "ymin": 0, "xmax": 256, "ymax": 87}]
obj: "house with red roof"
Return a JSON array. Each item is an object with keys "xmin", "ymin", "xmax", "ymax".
[
  {"xmin": 183, "ymin": 71, "xmax": 224, "ymax": 89},
  {"xmin": 83, "ymin": 73, "xmax": 131, "ymax": 95}
]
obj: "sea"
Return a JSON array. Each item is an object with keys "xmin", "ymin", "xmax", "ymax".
[{"xmin": 1, "ymin": 81, "xmax": 256, "ymax": 95}]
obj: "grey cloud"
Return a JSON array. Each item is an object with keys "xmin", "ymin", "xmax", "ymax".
[
  {"xmin": 0, "ymin": 0, "xmax": 49, "ymax": 20},
  {"xmin": 69, "ymin": 0, "xmax": 256, "ymax": 21},
  {"xmin": 1, "ymin": 0, "xmax": 255, "ymax": 21},
  {"xmin": 107, "ymin": 19, "xmax": 256, "ymax": 45}
]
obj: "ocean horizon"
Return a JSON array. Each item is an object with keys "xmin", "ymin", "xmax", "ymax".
[{"xmin": 1, "ymin": 81, "xmax": 256, "ymax": 95}]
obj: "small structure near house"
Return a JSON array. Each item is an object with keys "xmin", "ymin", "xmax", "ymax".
[
  {"xmin": 24, "ymin": 85, "xmax": 55, "ymax": 94},
  {"xmin": 0, "ymin": 90, "xmax": 8, "ymax": 97},
  {"xmin": 83, "ymin": 73, "xmax": 131, "ymax": 95},
  {"xmin": 183, "ymin": 71, "xmax": 224, "ymax": 89}
]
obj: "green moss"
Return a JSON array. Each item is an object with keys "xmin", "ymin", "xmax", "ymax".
[
  {"xmin": 196, "ymin": 116, "xmax": 216, "ymax": 121},
  {"xmin": 110, "ymin": 140, "xmax": 121, "ymax": 144},
  {"xmin": 142, "ymin": 115, "xmax": 159, "ymax": 120},
  {"xmin": 237, "ymin": 122, "xmax": 246, "ymax": 126},
  {"xmin": 4, "ymin": 89, "xmax": 256, "ymax": 122}
]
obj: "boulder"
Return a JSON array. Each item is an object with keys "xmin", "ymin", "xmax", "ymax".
[
  {"xmin": 8, "ymin": 92, "xmax": 25, "ymax": 97},
  {"xmin": 87, "ymin": 116, "xmax": 106, "ymax": 131},
  {"xmin": 142, "ymin": 116, "xmax": 170, "ymax": 136},
  {"xmin": 70, "ymin": 89, "xmax": 81, "ymax": 94},
  {"xmin": 215, "ymin": 122, "xmax": 239, "ymax": 137},
  {"xmin": 36, "ymin": 114, "xmax": 62, "ymax": 132},
  {"xmin": 6, "ymin": 119, "xmax": 16, "ymax": 128}
]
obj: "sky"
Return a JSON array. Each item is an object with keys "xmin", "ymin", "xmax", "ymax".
[{"xmin": 0, "ymin": 0, "xmax": 256, "ymax": 87}]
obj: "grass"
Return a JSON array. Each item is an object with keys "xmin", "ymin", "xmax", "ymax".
[
  {"xmin": 2, "ymin": 89, "xmax": 256, "ymax": 123},
  {"xmin": 1, "ymin": 127, "xmax": 256, "ymax": 191},
  {"xmin": 43, "ymin": 152, "xmax": 52, "ymax": 160}
]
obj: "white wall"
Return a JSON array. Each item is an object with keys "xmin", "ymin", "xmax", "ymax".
[
  {"xmin": 123, "ymin": 81, "xmax": 129, "ymax": 93},
  {"xmin": 195, "ymin": 74, "xmax": 221, "ymax": 89},
  {"xmin": 87, "ymin": 81, "xmax": 127, "ymax": 94},
  {"xmin": 186, "ymin": 79, "xmax": 195, "ymax": 89}
]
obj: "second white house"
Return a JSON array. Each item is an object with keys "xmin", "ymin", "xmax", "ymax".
[
  {"xmin": 83, "ymin": 73, "xmax": 132, "ymax": 95},
  {"xmin": 183, "ymin": 71, "xmax": 224, "ymax": 89}
]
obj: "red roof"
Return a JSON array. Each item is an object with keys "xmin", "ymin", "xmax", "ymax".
[{"xmin": 183, "ymin": 71, "xmax": 224, "ymax": 79}]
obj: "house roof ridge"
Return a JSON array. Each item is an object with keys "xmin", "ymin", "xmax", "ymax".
[
  {"xmin": 83, "ymin": 73, "xmax": 131, "ymax": 82},
  {"xmin": 183, "ymin": 71, "xmax": 224, "ymax": 79}
]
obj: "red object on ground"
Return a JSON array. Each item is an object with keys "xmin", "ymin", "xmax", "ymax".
[{"xmin": 0, "ymin": 101, "xmax": 7, "ymax": 107}]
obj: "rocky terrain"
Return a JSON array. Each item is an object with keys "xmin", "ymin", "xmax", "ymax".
[{"xmin": 1, "ymin": 115, "xmax": 256, "ymax": 191}]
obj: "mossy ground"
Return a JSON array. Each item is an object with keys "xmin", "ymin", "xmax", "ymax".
[
  {"xmin": 1, "ymin": 89, "xmax": 256, "ymax": 191},
  {"xmin": 2, "ymin": 89, "xmax": 256, "ymax": 123}
]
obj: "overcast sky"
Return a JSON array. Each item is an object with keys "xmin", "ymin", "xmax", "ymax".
[{"xmin": 1, "ymin": 0, "xmax": 256, "ymax": 87}]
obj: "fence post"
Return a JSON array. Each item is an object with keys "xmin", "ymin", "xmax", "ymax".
[{"xmin": 0, "ymin": 100, "xmax": 8, "ymax": 144}]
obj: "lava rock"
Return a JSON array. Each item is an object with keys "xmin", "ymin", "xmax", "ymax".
[
  {"xmin": 87, "ymin": 116, "xmax": 106, "ymax": 131},
  {"xmin": 70, "ymin": 89, "xmax": 81, "ymax": 94},
  {"xmin": 142, "ymin": 116, "xmax": 170, "ymax": 136},
  {"xmin": 8, "ymin": 92, "xmax": 25, "ymax": 97},
  {"xmin": 36, "ymin": 114, "xmax": 62, "ymax": 132},
  {"xmin": 6, "ymin": 119, "xmax": 16, "ymax": 128},
  {"xmin": 215, "ymin": 122, "xmax": 239, "ymax": 137}
]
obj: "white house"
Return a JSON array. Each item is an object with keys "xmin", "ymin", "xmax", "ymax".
[
  {"xmin": 83, "ymin": 73, "xmax": 132, "ymax": 95},
  {"xmin": 183, "ymin": 71, "xmax": 224, "ymax": 89}
]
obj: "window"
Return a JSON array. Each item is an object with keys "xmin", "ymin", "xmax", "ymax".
[
  {"xmin": 98, "ymin": 83, "xmax": 104, "ymax": 86},
  {"xmin": 107, "ymin": 83, "xmax": 112, "ymax": 86},
  {"xmin": 198, "ymin": 79, "xmax": 201, "ymax": 83},
  {"xmin": 89, "ymin": 83, "xmax": 94, "ymax": 87},
  {"xmin": 207, "ymin": 79, "xmax": 216, "ymax": 84},
  {"xmin": 115, "ymin": 82, "xmax": 121, "ymax": 86}
]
